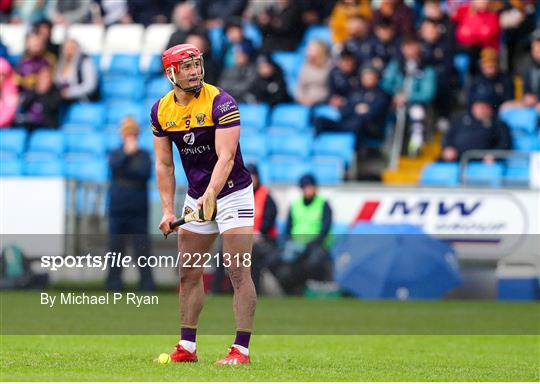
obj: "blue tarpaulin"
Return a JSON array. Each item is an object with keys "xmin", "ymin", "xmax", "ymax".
[{"xmin": 332, "ymin": 223, "xmax": 462, "ymax": 299}]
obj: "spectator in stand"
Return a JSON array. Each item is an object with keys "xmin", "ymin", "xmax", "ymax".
[
  {"xmin": 14, "ymin": 66, "xmax": 61, "ymax": 131},
  {"xmin": 420, "ymin": 18, "xmax": 456, "ymax": 130},
  {"xmin": 16, "ymin": 32, "xmax": 54, "ymax": 93},
  {"xmin": 519, "ymin": 29, "xmax": 540, "ymax": 110},
  {"xmin": 277, "ymin": 174, "xmax": 332, "ymax": 295},
  {"xmin": 502, "ymin": 29, "xmax": 540, "ymax": 112},
  {"xmin": 0, "ymin": 58, "xmax": 19, "ymax": 128},
  {"xmin": 441, "ymin": 88, "xmax": 511, "ymax": 163},
  {"xmin": 315, "ymin": 65, "xmax": 390, "ymax": 147},
  {"xmin": 195, "ymin": 0, "xmax": 248, "ymax": 28},
  {"xmin": 33, "ymin": 20, "xmax": 60, "ymax": 59},
  {"xmin": 10, "ymin": 0, "xmax": 47, "ymax": 24},
  {"xmin": 125, "ymin": 0, "xmax": 175, "ymax": 26},
  {"xmin": 296, "ymin": 39, "xmax": 332, "ymax": 106},
  {"xmin": 222, "ymin": 17, "xmax": 256, "ymax": 69},
  {"xmin": 329, "ymin": 0, "xmax": 372, "ymax": 46},
  {"xmin": 372, "ymin": 0, "xmax": 415, "ymax": 36},
  {"xmin": 55, "ymin": 38, "xmax": 98, "ymax": 103},
  {"xmin": 422, "ymin": 0, "xmax": 455, "ymax": 45},
  {"xmin": 342, "ymin": 15, "xmax": 372, "ymax": 66},
  {"xmin": 92, "ymin": 0, "xmax": 130, "ymax": 26},
  {"xmin": 452, "ymin": 0, "xmax": 501, "ymax": 68},
  {"xmin": 167, "ymin": 2, "xmax": 202, "ymax": 49},
  {"xmin": 369, "ymin": 19, "xmax": 400, "ymax": 72},
  {"xmin": 255, "ymin": 0, "xmax": 304, "ymax": 53},
  {"xmin": 327, "ymin": 48, "xmax": 359, "ymax": 108},
  {"xmin": 299, "ymin": 0, "xmax": 337, "ymax": 27},
  {"xmin": 498, "ymin": 0, "xmax": 537, "ymax": 72},
  {"xmin": 246, "ymin": 163, "xmax": 278, "ymax": 294},
  {"xmin": 185, "ymin": 32, "xmax": 221, "ymax": 85},
  {"xmin": 106, "ymin": 117, "xmax": 154, "ymax": 292},
  {"xmin": 250, "ymin": 54, "xmax": 291, "ymax": 106},
  {"xmin": 468, "ymin": 48, "xmax": 514, "ymax": 112},
  {"xmin": 382, "ymin": 35, "xmax": 436, "ymax": 156},
  {"xmin": 45, "ymin": 0, "xmax": 92, "ymax": 25},
  {"xmin": 218, "ymin": 43, "xmax": 257, "ymax": 103}
]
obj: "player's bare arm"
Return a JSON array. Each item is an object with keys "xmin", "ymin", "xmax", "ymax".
[
  {"xmin": 154, "ymin": 135, "xmax": 176, "ymax": 236},
  {"xmin": 197, "ymin": 125, "xmax": 240, "ymax": 208}
]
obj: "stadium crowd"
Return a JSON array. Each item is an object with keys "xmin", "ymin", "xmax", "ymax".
[
  {"xmin": 0, "ymin": 0, "xmax": 538, "ymax": 294},
  {"xmin": 0, "ymin": 0, "xmax": 538, "ymax": 177}
]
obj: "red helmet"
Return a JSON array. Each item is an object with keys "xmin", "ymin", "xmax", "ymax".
[{"xmin": 162, "ymin": 44, "xmax": 205, "ymax": 93}]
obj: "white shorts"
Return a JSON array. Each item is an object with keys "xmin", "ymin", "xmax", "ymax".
[{"xmin": 181, "ymin": 184, "xmax": 254, "ymax": 234}]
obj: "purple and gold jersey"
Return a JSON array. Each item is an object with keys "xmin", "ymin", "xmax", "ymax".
[{"xmin": 150, "ymin": 83, "xmax": 251, "ymax": 199}]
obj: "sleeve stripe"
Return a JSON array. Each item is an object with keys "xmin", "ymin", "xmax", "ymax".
[
  {"xmin": 218, "ymin": 116, "xmax": 241, "ymax": 125},
  {"xmin": 218, "ymin": 113, "xmax": 240, "ymax": 123},
  {"xmin": 219, "ymin": 110, "xmax": 240, "ymax": 120},
  {"xmin": 218, "ymin": 116, "xmax": 240, "ymax": 125}
]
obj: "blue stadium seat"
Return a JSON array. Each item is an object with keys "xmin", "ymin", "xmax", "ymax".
[
  {"xmin": 173, "ymin": 162, "xmax": 188, "ymax": 186},
  {"xmin": 464, "ymin": 163, "xmax": 504, "ymax": 187},
  {"xmin": 499, "ymin": 108, "xmax": 538, "ymax": 133},
  {"xmin": 101, "ymin": 76, "xmax": 145, "ymax": 100},
  {"xmin": 300, "ymin": 25, "xmax": 332, "ymax": 48},
  {"xmin": 311, "ymin": 156, "xmax": 344, "ymax": 184},
  {"xmin": 61, "ymin": 124, "xmax": 96, "ymax": 133},
  {"xmin": 269, "ymin": 103, "xmax": 310, "ymax": 130},
  {"xmin": 28, "ymin": 130, "xmax": 64, "ymax": 155},
  {"xmin": 106, "ymin": 100, "xmax": 146, "ymax": 126},
  {"xmin": 208, "ymin": 26, "xmax": 224, "ymax": 58},
  {"xmin": 65, "ymin": 132, "xmax": 106, "ymax": 155},
  {"xmin": 24, "ymin": 156, "xmax": 64, "ymax": 177},
  {"xmin": 0, "ymin": 129, "xmax": 27, "ymax": 154},
  {"xmin": 244, "ymin": 22, "xmax": 262, "ymax": 48},
  {"xmin": 312, "ymin": 104, "xmax": 341, "ymax": 122},
  {"xmin": 65, "ymin": 156, "xmax": 108, "ymax": 182},
  {"xmin": 64, "ymin": 102, "xmax": 106, "ymax": 128},
  {"xmin": 145, "ymin": 54, "xmax": 163, "ymax": 75},
  {"xmin": 271, "ymin": 52, "xmax": 302, "ymax": 81},
  {"xmin": 312, "ymin": 132, "xmax": 355, "ymax": 166},
  {"xmin": 238, "ymin": 103, "xmax": 269, "ymax": 131},
  {"xmin": 240, "ymin": 133, "xmax": 268, "ymax": 157},
  {"xmin": 504, "ymin": 165, "xmax": 530, "ymax": 186},
  {"xmin": 420, "ymin": 162, "xmax": 459, "ymax": 186},
  {"xmin": 256, "ymin": 162, "xmax": 271, "ymax": 185},
  {"xmin": 146, "ymin": 76, "xmax": 171, "ymax": 99},
  {"xmin": 106, "ymin": 54, "xmax": 141, "ymax": 76},
  {"xmin": 138, "ymin": 132, "xmax": 154, "ymax": 153},
  {"xmin": 512, "ymin": 133, "xmax": 540, "ymax": 151},
  {"xmin": 268, "ymin": 157, "xmax": 311, "ymax": 183},
  {"xmin": 0, "ymin": 157, "xmax": 23, "ymax": 176},
  {"xmin": 268, "ymin": 132, "xmax": 313, "ymax": 158}
]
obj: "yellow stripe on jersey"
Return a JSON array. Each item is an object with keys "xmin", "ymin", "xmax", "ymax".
[
  {"xmin": 219, "ymin": 110, "xmax": 240, "ymax": 121},
  {"xmin": 218, "ymin": 114, "xmax": 240, "ymax": 124},
  {"xmin": 218, "ymin": 113, "xmax": 240, "ymax": 124}
]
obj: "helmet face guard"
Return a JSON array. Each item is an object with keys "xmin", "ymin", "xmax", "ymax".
[{"xmin": 162, "ymin": 44, "xmax": 205, "ymax": 93}]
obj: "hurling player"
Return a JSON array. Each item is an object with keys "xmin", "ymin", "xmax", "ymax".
[{"xmin": 152, "ymin": 44, "xmax": 256, "ymax": 365}]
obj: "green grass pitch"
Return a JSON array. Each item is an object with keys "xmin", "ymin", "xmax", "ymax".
[
  {"xmin": 1, "ymin": 334, "xmax": 538, "ymax": 381},
  {"xmin": 1, "ymin": 293, "xmax": 539, "ymax": 381}
]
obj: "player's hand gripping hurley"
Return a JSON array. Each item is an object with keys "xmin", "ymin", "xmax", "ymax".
[{"xmin": 164, "ymin": 188, "xmax": 217, "ymax": 238}]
